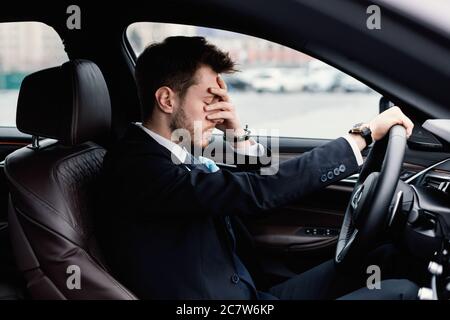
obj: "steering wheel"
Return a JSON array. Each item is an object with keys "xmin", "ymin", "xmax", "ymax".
[{"xmin": 335, "ymin": 125, "xmax": 407, "ymax": 268}]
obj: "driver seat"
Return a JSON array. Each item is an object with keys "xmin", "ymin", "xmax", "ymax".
[{"xmin": 4, "ymin": 60, "xmax": 137, "ymax": 299}]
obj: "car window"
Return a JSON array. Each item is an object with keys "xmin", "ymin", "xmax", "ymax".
[
  {"xmin": 126, "ymin": 22, "xmax": 381, "ymax": 139},
  {"xmin": 0, "ymin": 22, "xmax": 68, "ymax": 127}
]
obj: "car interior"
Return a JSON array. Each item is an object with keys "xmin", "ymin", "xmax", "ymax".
[{"xmin": 0, "ymin": 0, "xmax": 449, "ymax": 300}]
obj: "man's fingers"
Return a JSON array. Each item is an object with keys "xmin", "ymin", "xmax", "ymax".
[
  {"xmin": 390, "ymin": 106, "xmax": 414, "ymax": 138},
  {"xmin": 206, "ymin": 111, "xmax": 232, "ymax": 120},
  {"xmin": 209, "ymin": 87, "xmax": 230, "ymax": 102},
  {"xmin": 217, "ymin": 75, "xmax": 228, "ymax": 91},
  {"xmin": 205, "ymin": 101, "xmax": 232, "ymax": 112},
  {"xmin": 395, "ymin": 106, "xmax": 414, "ymax": 137},
  {"xmin": 402, "ymin": 115, "xmax": 414, "ymax": 138}
]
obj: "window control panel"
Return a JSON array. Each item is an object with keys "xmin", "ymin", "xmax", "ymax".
[{"xmin": 297, "ymin": 227, "xmax": 340, "ymax": 237}]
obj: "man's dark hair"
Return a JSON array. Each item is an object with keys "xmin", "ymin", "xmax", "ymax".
[{"xmin": 135, "ymin": 36, "xmax": 237, "ymax": 122}]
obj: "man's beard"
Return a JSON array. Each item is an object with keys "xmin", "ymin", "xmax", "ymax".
[
  {"xmin": 169, "ymin": 105, "xmax": 189, "ymax": 134},
  {"xmin": 169, "ymin": 106, "xmax": 213, "ymax": 149}
]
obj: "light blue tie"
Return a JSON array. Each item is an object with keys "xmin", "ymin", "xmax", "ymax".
[
  {"xmin": 181, "ymin": 148, "xmax": 219, "ymax": 173},
  {"xmin": 197, "ymin": 156, "xmax": 220, "ymax": 173}
]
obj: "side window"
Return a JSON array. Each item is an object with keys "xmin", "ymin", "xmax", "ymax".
[
  {"xmin": 126, "ymin": 22, "xmax": 380, "ymax": 139},
  {"xmin": 0, "ymin": 22, "xmax": 68, "ymax": 127}
]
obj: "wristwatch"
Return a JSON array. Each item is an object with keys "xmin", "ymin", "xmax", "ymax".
[
  {"xmin": 223, "ymin": 125, "xmax": 251, "ymax": 143},
  {"xmin": 349, "ymin": 122, "xmax": 373, "ymax": 147}
]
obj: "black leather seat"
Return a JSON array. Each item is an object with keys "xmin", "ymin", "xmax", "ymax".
[{"xmin": 4, "ymin": 60, "xmax": 137, "ymax": 299}]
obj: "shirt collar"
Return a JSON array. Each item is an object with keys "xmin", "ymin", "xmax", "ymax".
[{"xmin": 135, "ymin": 123, "xmax": 188, "ymax": 163}]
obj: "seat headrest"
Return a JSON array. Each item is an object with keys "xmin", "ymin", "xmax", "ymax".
[{"xmin": 17, "ymin": 60, "xmax": 111, "ymax": 146}]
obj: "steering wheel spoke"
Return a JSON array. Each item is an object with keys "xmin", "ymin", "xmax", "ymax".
[{"xmin": 337, "ymin": 229, "xmax": 359, "ymax": 263}]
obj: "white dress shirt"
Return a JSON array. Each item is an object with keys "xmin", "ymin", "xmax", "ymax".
[
  {"xmin": 343, "ymin": 135, "xmax": 364, "ymax": 166},
  {"xmin": 135, "ymin": 123, "xmax": 363, "ymax": 166}
]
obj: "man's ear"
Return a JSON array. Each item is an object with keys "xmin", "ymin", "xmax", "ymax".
[{"xmin": 154, "ymin": 86, "xmax": 176, "ymax": 114}]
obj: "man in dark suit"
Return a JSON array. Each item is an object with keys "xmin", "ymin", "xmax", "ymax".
[{"xmin": 96, "ymin": 36, "xmax": 417, "ymax": 300}]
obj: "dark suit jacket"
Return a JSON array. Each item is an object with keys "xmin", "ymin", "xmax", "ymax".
[{"xmin": 95, "ymin": 124, "xmax": 359, "ymax": 299}]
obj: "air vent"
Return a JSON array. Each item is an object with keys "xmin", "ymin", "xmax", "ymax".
[{"xmin": 423, "ymin": 172, "xmax": 450, "ymax": 193}]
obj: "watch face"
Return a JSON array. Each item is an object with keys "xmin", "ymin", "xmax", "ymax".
[{"xmin": 361, "ymin": 127, "xmax": 371, "ymax": 136}]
